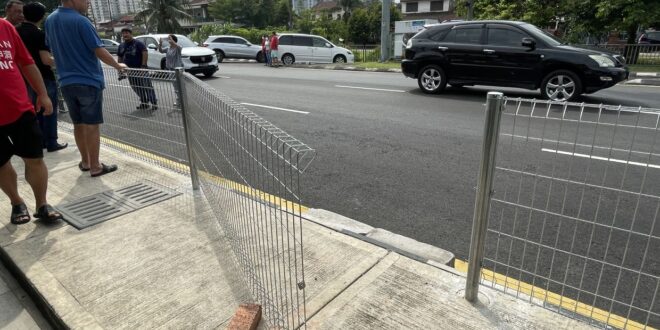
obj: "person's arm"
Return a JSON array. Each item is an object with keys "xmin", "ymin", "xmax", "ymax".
[
  {"xmin": 95, "ymin": 47, "xmax": 127, "ymax": 70},
  {"xmin": 39, "ymin": 50, "xmax": 55, "ymax": 67},
  {"xmin": 141, "ymin": 50, "xmax": 148, "ymax": 67},
  {"xmin": 21, "ymin": 64, "xmax": 53, "ymax": 115}
]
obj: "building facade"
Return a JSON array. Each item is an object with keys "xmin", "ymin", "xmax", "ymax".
[
  {"xmin": 399, "ymin": 0, "xmax": 457, "ymax": 21},
  {"xmin": 90, "ymin": 0, "xmax": 144, "ymax": 23}
]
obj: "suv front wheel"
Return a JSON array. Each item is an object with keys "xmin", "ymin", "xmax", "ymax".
[
  {"xmin": 417, "ymin": 65, "xmax": 447, "ymax": 94},
  {"xmin": 541, "ymin": 70, "xmax": 582, "ymax": 102}
]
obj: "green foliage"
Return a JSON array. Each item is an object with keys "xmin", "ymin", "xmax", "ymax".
[
  {"xmin": 348, "ymin": 2, "xmax": 401, "ymax": 44},
  {"xmin": 189, "ymin": 23, "xmax": 289, "ymax": 44},
  {"xmin": 209, "ymin": 0, "xmax": 290, "ymax": 28},
  {"xmin": 454, "ymin": 0, "xmax": 660, "ymax": 43},
  {"xmin": 135, "ymin": 0, "xmax": 191, "ymax": 34}
]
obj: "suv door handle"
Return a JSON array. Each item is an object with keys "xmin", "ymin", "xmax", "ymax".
[
  {"xmin": 437, "ymin": 46, "xmax": 448, "ymax": 51},
  {"xmin": 483, "ymin": 49, "xmax": 496, "ymax": 54}
]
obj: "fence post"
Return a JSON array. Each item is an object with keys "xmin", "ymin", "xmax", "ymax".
[
  {"xmin": 174, "ymin": 68, "xmax": 200, "ymax": 191},
  {"xmin": 465, "ymin": 92, "xmax": 504, "ymax": 302}
]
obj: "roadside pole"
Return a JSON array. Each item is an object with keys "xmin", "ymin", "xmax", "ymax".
[{"xmin": 380, "ymin": 0, "xmax": 391, "ymax": 62}]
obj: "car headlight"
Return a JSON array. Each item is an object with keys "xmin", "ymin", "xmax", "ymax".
[
  {"xmin": 589, "ymin": 55, "xmax": 615, "ymax": 67},
  {"xmin": 181, "ymin": 55, "xmax": 190, "ymax": 59}
]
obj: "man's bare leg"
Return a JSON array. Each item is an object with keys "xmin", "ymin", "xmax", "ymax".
[
  {"xmin": 0, "ymin": 161, "xmax": 23, "ymax": 206},
  {"xmin": 23, "ymin": 158, "xmax": 48, "ymax": 209},
  {"xmin": 84, "ymin": 124, "xmax": 102, "ymax": 173},
  {"xmin": 74, "ymin": 124, "xmax": 89, "ymax": 168}
]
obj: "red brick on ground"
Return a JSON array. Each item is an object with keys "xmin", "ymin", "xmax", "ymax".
[{"xmin": 226, "ymin": 304, "xmax": 261, "ymax": 330}]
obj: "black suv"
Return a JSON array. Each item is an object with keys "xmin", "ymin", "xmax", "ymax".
[{"xmin": 401, "ymin": 21, "xmax": 629, "ymax": 101}]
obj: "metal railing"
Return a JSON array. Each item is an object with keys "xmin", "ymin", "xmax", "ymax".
[
  {"xmin": 349, "ymin": 44, "xmax": 382, "ymax": 62},
  {"xmin": 467, "ymin": 94, "xmax": 660, "ymax": 329},
  {"xmin": 578, "ymin": 44, "xmax": 660, "ymax": 66},
  {"xmin": 58, "ymin": 67, "xmax": 315, "ymax": 328}
]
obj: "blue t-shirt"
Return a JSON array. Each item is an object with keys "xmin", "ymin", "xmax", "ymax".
[
  {"xmin": 45, "ymin": 7, "xmax": 104, "ymax": 89},
  {"xmin": 117, "ymin": 39, "xmax": 146, "ymax": 68}
]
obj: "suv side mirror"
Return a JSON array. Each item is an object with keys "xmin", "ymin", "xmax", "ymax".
[
  {"xmin": 148, "ymin": 44, "xmax": 157, "ymax": 50},
  {"xmin": 325, "ymin": 42, "xmax": 333, "ymax": 48},
  {"xmin": 522, "ymin": 38, "xmax": 536, "ymax": 49}
]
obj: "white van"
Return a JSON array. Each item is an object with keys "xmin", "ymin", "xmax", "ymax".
[{"xmin": 276, "ymin": 33, "xmax": 354, "ymax": 65}]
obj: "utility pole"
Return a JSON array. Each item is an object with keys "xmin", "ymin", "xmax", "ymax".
[
  {"xmin": 466, "ymin": 0, "xmax": 474, "ymax": 21},
  {"xmin": 380, "ymin": 0, "xmax": 391, "ymax": 62}
]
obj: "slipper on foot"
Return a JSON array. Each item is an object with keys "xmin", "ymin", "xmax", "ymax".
[
  {"xmin": 33, "ymin": 204, "xmax": 63, "ymax": 223},
  {"xmin": 91, "ymin": 163, "xmax": 118, "ymax": 177},
  {"xmin": 78, "ymin": 162, "xmax": 90, "ymax": 172},
  {"xmin": 10, "ymin": 203, "xmax": 30, "ymax": 225}
]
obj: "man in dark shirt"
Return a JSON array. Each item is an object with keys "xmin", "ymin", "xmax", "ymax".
[
  {"xmin": 16, "ymin": 1, "xmax": 67, "ymax": 152},
  {"xmin": 117, "ymin": 28, "xmax": 157, "ymax": 110}
]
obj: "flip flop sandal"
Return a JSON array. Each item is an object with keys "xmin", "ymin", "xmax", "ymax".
[
  {"xmin": 91, "ymin": 163, "xmax": 118, "ymax": 177},
  {"xmin": 10, "ymin": 203, "xmax": 31, "ymax": 225},
  {"xmin": 78, "ymin": 162, "xmax": 90, "ymax": 172},
  {"xmin": 33, "ymin": 204, "xmax": 63, "ymax": 223}
]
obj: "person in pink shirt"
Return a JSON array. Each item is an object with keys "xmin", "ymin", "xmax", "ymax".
[{"xmin": 270, "ymin": 31, "xmax": 280, "ymax": 67}]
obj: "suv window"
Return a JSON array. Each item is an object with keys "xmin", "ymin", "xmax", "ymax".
[
  {"xmin": 103, "ymin": 40, "xmax": 113, "ymax": 46},
  {"xmin": 487, "ymin": 28, "xmax": 528, "ymax": 46},
  {"xmin": 279, "ymin": 35, "xmax": 292, "ymax": 45},
  {"xmin": 145, "ymin": 37, "xmax": 158, "ymax": 47},
  {"xmin": 313, "ymin": 37, "xmax": 327, "ymax": 47},
  {"xmin": 234, "ymin": 37, "xmax": 248, "ymax": 45},
  {"xmin": 214, "ymin": 37, "xmax": 233, "ymax": 43},
  {"xmin": 444, "ymin": 26, "xmax": 482, "ymax": 44},
  {"xmin": 293, "ymin": 36, "xmax": 313, "ymax": 46}
]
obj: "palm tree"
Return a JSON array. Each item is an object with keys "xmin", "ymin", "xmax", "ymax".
[{"xmin": 135, "ymin": 0, "xmax": 192, "ymax": 33}]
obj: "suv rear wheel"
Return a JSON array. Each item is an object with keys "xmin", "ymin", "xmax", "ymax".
[
  {"xmin": 541, "ymin": 70, "xmax": 582, "ymax": 102},
  {"xmin": 214, "ymin": 50, "xmax": 225, "ymax": 63},
  {"xmin": 417, "ymin": 65, "xmax": 447, "ymax": 94}
]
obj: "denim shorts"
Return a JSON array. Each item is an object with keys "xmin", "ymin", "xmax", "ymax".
[{"xmin": 61, "ymin": 84, "xmax": 104, "ymax": 124}]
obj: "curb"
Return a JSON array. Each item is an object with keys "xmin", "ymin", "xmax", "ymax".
[
  {"xmin": 629, "ymin": 72, "xmax": 660, "ymax": 78},
  {"xmin": 624, "ymin": 78, "xmax": 660, "ymax": 86},
  {"xmin": 302, "ymin": 208, "xmax": 456, "ymax": 269},
  {"xmin": 290, "ymin": 64, "xmax": 402, "ymax": 73}
]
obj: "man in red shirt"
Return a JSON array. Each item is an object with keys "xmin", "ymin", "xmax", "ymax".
[
  {"xmin": 0, "ymin": 18, "xmax": 63, "ymax": 224},
  {"xmin": 270, "ymin": 31, "xmax": 280, "ymax": 67}
]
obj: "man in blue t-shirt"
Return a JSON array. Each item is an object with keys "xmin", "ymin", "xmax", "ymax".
[
  {"xmin": 45, "ymin": 0, "xmax": 127, "ymax": 178},
  {"xmin": 117, "ymin": 28, "xmax": 157, "ymax": 110}
]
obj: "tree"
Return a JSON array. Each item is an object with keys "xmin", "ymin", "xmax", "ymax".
[
  {"xmin": 348, "ymin": 8, "xmax": 371, "ymax": 44},
  {"xmin": 339, "ymin": 0, "xmax": 362, "ymax": 21},
  {"xmin": 135, "ymin": 0, "xmax": 191, "ymax": 33}
]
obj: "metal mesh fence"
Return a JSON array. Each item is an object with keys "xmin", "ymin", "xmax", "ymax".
[
  {"xmin": 59, "ymin": 67, "xmax": 190, "ymax": 175},
  {"xmin": 476, "ymin": 97, "xmax": 660, "ymax": 329},
  {"xmin": 180, "ymin": 72, "xmax": 314, "ymax": 329},
  {"xmin": 58, "ymin": 66, "xmax": 314, "ymax": 328},
  {"xmin": 578, "ymin": 44, "xmax": 660, "ymax": 66}
]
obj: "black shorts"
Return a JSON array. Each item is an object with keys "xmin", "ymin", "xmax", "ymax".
[{"xmin": 0, "ymin": 112, "xmax": 44, "ymax": 166}]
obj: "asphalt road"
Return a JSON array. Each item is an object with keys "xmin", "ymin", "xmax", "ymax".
[{"xmin": 70, "ymin": 64, "xmax": 660, "ymax": 326}]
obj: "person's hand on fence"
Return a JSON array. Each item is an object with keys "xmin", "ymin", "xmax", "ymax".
[
  {"xmin": 36, "ymin": 93, "xmax": 53, "ymax": 116},
  {"xmin": 116, "ymin": 63, "xmax": 128, "ymax": 72}
]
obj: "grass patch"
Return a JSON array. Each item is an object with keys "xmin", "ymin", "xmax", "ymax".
[
  {"xmin": 350, "ymin": 61, "xmax": 401, "ymax": 70},
  {"xmin": 628, "ymin": 64, "xmax": 660, "ymax": 72}
]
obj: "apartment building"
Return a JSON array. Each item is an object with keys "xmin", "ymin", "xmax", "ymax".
[{"xmin": 90, "ymin": 0, "xmax": 144, "ymax": 23}]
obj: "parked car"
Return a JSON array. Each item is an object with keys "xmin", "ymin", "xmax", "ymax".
[
  {"xmin": 101, "ymin": 38, "xmax": 120, "ymax": 54},
  {"xmin": 277, "ymin": 33, "xmax": 354, "ymax": 65},
  {"xmin": 401, "ymin": 20, "xmax": 629, "ymax": 101},
  {"xmin": 134, "ymin": 34, "xmax": 218, "ymax": 77},
  {"xmin": 638, "ymin": 30, "xmax": 660, "ymax": 44},
  {"xmin": 203, "ymin": 35, "xmax": 264, "ymax": 63}
]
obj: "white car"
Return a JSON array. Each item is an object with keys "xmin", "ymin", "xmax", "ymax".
[
  {"xmin": 203, "ymin": 35, "xmax": 264, "ymax": 63},
  {"xmin": 134, "ymin": 34, "xmax": 218, "ymax": 77},
  {"xmin": 276, "ymin": 33, "xmax": 354, "ymax": 65}
]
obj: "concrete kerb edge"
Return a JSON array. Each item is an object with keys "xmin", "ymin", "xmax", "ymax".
[
  {"xmin": 0, "ymin": 247, "xmax": 66, "ymax": 330},
  {"xmin": 289, "ymin": 64, "xmax": 402, "ymax": 73},
  {"xmin": 301, "ymin": 208, "xmax": 456, "ymax": 271}
]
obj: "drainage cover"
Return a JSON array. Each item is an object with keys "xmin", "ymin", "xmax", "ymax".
[{"xmin": 58, "ymin": 180, "xmax": 181, "ymax": 229}]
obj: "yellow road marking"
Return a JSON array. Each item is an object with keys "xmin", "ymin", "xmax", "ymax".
[
  {"xmin": 454, "ymin": 259, "xmax": 654, "ymax": 330},
  {"xmin": 100, "ymin": 136, "xmax": 308, "ymax": 214}
]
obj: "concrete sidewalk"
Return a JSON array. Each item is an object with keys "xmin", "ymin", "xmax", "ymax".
[{"xmin": 0, "ymin": 131, "xmax": 594, "ymax": 329}]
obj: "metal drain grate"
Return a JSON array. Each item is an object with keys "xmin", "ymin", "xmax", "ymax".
[{"xmin": 58, "ymin": 180, "xmax": 181, "ymax": 229}]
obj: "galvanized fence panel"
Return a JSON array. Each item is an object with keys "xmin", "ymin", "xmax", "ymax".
[
  {"xmin": 59, "ymin": 67, "xmax": 190, "ymax": 174},
  {"xmin": 579, "ymin": 44, "xmax": 660, "ymax": 66},
  {"xmin": 468, "ymin": 96, "xmax": 660, "ymax": 329},
  {"xmin": 58, "ymin": 67, "xmax": 314, "ymax": 328},
  {"xmin": 349, "ymin": 44, "xmax": 381, "ymax": 62},
  {"xmin": 180, "ymin": 72, "xmax": 314, "ymax": 329}
]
